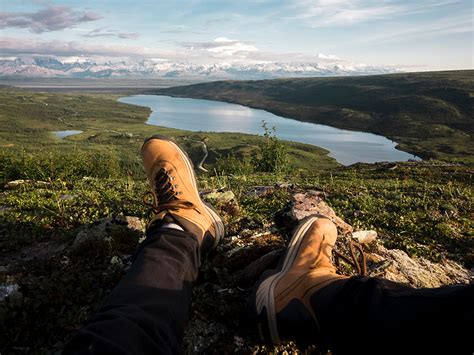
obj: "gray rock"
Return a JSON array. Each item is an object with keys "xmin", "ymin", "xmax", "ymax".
[
  {"xmin": 0, "ymin": 240, "xmax": 68, "ymax": 268},
  {"xmin": 279, "ymin": 191, "xmax": 353, "ymax": 235},
  {"xmin": 366, "ymin": 244, "xmax": 471, "ymax": 287},
  {"xmin": 59, "ymin": 194, "xmax": 78, "ymax": 201},
  {"xmin": 4, "ymin": 179, "xmax": 50, "ymax": 190},
  {"xmin": 201, "ymin": 189, "xmax": 239, "ymax": 216},
  {"xmin": 0, "ymin": 284, "xmax": 21, "ymax": 303},
  {"xmin": 351, "ymin": 230, "xmax": 377, "ymax": 244},
  {"xmin": 72, "ymin": 216, "xmax": 145, "ymax": 255},
  {"xmin": 245, "ymin": 185, "xmax": 275, "ymax": 197},
  {"xmin": 201, "ymin": 190, "xmax": 236, "ymax": 204}
]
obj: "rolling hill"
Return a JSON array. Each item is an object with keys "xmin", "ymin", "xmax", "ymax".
[{"xmin": 149, "ymin": 70, "xmax": 474, "ymax": 161}]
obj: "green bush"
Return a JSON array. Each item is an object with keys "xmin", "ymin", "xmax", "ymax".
[{"xmin": 256, "ymin": 121, "xmax": 288, "ymax": 174}]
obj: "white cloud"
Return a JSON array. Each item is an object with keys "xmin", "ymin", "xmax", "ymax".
[
  {"xmin": 318, "ymin": 53, "xmax": 343, "ymax": 60},
  {"xmin": 287, "ymin": 0, "xmax": 461, "ymax": 27},
  {"xmin": 81, "ymin": 28, "xmax": 140, "ymax": 40},
  {"xmin": 0, "ymin": 34, "xmax": 404, "ymax": 72},
  {"xmin": 0, "ymin": 6, "xmax": 102, "ymax": 33},
  {"xmin": 178, "ymin": 37, "xmax": 258, "ymax": 59},
  {"xmin": 357, "ymin": 14, "xmax": 473, "ymax": 44},
  {"xmin": 0, "ymin": 37, "xmax": 177, "ymax": 58}
]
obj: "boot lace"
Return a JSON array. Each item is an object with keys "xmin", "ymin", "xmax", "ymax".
[
  {"xmin": 143, "ymin": 167, "xmax": 198, "ymax": 215},
  {"xmin": 334, "ymin": 240, "xmax": 367, "ymax": 276}
]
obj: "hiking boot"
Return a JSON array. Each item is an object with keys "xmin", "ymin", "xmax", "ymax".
[
  {"xmin": 250, "ymin": 215, "xmax": 348, "ymax": 344},
  {"xmin": 142, "ymin": 135, "xmax": 225, "ymax": 252}
]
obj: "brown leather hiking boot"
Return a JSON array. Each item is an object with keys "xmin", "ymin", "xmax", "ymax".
[
  {"xmin": 142, "ymin": 135, "xmax": 225, "ymax": 252},
  {"xmin": 251, "ymin": 215, "xmax": 348, "ymax": 344}
]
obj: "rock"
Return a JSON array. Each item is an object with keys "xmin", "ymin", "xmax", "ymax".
[
  {"xmin": 245, "ymin": 185, "xmax": 275, "ymax": 197},
  {"xmin": 202, "ymin": 190, "xmax": 236, "ymax": 204},
  {"xmin": 0, "ymin": 284, "xmax": 22, "ymax": 303},
  {"xmin": 276, "ymin": 182, "xmax": 294, "ymax": 190},
  {"xmin": 0, "ymin": 240, "xmax": 69, "ymax": 269},
  {"xmin": 351, "ymin": 230, "xmax": 377, "ymax": 244},
  {"xmin": 201, "ymin": 189, "xmax": 239, "ymax": 217},
  {"xmin": 59, "ymin": 194, "xmax": 78, "ymax": 201},
  {"xmin": 71, "ymin": 216, "xmax": 145, "ymax": 256},
  {"xmin": 368, "ymin": 244, "xmax": 471, "ymax": 287},
  {"xmin": 238, "ymin": 249, "xmax": 283, "ymax": 285},
  {"xmin": 4, "ymin": 179, "xmax": 50, "ymax": 190},
  {"xmin": 278, "ymin": 191, "xmax": 353, "ymax": 235}
]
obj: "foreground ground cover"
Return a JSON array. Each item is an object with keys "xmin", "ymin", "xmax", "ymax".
[
  {"xmin": 1, "ymin": 159, "xmax": 472, "ymax": 353},
  {"xmin": 0, "ymin": 86, "xmax": 472, "ymax": 353}
]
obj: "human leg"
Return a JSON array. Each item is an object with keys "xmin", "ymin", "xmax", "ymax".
[
  {"xmin": 64, "ymin": 136, "xmax": 225, "ymax": 354},
  {"xmin": 63, "ymin": 226, "xmax": 200, "ymax": 355},
  {"xmin": 251, "ymin": 216, "xmax": 473, "ymax": 354}
]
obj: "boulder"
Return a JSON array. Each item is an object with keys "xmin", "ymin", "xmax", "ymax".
[
  {"xmin": 278, "ymin": 191, "xmax": 353, "ymax": 235},
  {"xmin": 366, "ymin": 244, "xmax": 471, "ymax": 287}
]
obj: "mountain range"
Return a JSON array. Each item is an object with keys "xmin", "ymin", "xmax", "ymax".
[{"xmin": 0, "ymin": 56, "xmax": 398, "ymax": 79}]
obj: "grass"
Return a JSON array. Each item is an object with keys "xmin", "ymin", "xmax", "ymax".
[
  {"xmin": 0, "ymin": 87, "xmax": 337, "ymax": 183},
  {"xmin": 0, "ymin": 85, "xmax": 472, "ymax": 353}
]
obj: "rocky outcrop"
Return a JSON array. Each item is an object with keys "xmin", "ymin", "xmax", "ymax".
[
  {"xmin": 278, "ymin": 191, "xmax": 353, "ymax": 235},
  {"xmin": 71, "ymin": 216, "xmax": 145, "ymax": 256},
  {"xmin": 273, "ymin": 191, "xmax": 471, "ymax": 287}
]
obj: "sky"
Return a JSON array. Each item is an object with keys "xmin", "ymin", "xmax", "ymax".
[{"xmin": 0, "ymin": 0, "xmax": 472, "ymax": 71}]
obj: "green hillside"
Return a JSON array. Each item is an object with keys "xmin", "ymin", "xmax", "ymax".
[
  {"xmin": 0, "ymin": 84, "xmax": 473, "ymax": 354},
  {"xmin": 150, "ymin": 70, "xmax": 474, "ymax": 161}
]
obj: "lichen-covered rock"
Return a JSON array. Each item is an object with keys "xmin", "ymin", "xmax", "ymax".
[
  {"xmin": 71, "ymin": 216, "xmax": 145, "ymax": 256},
  {"xmin": 351, "ymin": 230, "xmax": 377, "ymax": 244},
  {"xmin": 245, "ymin": 185, "xmax": 275, "ymax": 197},
  {"xmin": 201, "ymin": 189, "xmax": 240, "ymax": 217},
  {"xmin": 367, "ymin": 244, "xmax": 471, "ymax": 287},
  {"xmin": 278, "ymin": 191, "xmax": 353, "ymax": 235},
  {"xmin": 4, "ymin": 179, "xmax": 51, "ymax": 190}
]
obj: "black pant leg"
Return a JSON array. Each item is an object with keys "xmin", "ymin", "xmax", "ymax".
[
  {"xmin": 63, "ymin": 228, "xmax": 199, "ymax": 355},
  {"xmin": 311, "ymin": 276, "xmax": 474, "ymax": 355}
]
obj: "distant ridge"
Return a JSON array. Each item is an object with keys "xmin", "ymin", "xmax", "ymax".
[{"xmin": 0, "ymin": 55, "xmax": 397, "ymax": 79}]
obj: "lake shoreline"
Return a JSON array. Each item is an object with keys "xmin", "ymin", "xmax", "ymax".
[{"xmin": 118, "ymin": 94, "xmax": 420, "ymax": 166}]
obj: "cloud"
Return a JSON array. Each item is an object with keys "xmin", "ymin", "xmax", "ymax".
[
  {"xmin": 357, "ymin": 14, "xmax": 472, "ymax": 44},
  {"xmin": 287, "ymin": 0, "xmax": 461, "ymax": 27},
  {"xmin": 0, "ymin": 34, "xmax": 373, "ymax": 69},
  {"xmin": 317, "ymin": 53, "xmax": 343, "ymax": 60},
  {"xmin": 0, "ymin": 37, "xmax": 176, "ymax": 58},
  {"xmin": 179, "ymin": 37, "xmax": 258, "ymax": 58},
  {"xmin": 81, "ymin": 28, "xmax": 140, "ymax": 40},
  {"xmin": 0, "ymin": 6, "xmax": 102, "ymax": 33}
]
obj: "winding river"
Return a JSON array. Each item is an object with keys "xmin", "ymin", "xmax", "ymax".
[{"xmin": 118, "ymin": 95, "xmax": 419, "ymax": 166}]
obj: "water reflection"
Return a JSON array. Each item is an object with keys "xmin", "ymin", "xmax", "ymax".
[
  {"xmin": 53, "ymin": 130, "xmax": 83, "ymax": 139},
  {"xmin": 118, "ymin": 95, "xmax": 419, "ymax": 165}
]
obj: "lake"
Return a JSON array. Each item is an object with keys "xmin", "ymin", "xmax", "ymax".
[
  {"xmin": 118, "ymin": 95, "xmax": 419, "ymax": 165},
  {"xmin": 53, "ymin": 130, "xmax": 83, "ymax": 139}
]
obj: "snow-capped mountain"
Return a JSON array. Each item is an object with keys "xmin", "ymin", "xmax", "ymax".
[{"xmin": 0, "ymin": 56, "xmax": 398, "ymax": 79}]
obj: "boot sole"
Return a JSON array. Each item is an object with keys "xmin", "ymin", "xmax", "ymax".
[
  {"xmin": 142, "ymin": 135, "xmax": 226, "ymax": 249},
  {"xmin": 253, "ymin": 214, "xmax": 327, "ymax": 343}
]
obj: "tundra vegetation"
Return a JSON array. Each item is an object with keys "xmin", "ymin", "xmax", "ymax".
[{"xmin": 0, "ymin": 72, "xmax": 472, "ymax": 353}]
